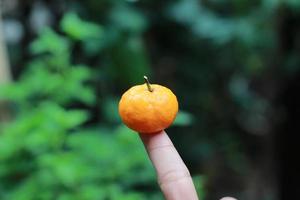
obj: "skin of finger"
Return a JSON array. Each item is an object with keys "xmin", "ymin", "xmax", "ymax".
[
  {"xmin": 140, "ymin": 130, "xmax": 199, "ymax": 200},
  {"xmin": 160, "ymin": 177, "xmax": 199, "ymax": 200}
]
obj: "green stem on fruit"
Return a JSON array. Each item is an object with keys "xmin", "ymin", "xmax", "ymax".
[{"xmin": 143, "ymin": 76, "xmax": 153, "ymax": 92}]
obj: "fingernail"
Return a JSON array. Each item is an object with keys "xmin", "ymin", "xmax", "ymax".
[{"xmin": 220, "ymin": 197, "xmax": 237, "ymax": 200}]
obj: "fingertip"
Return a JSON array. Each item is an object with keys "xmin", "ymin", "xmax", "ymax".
[
  {"xmin": 139, "ymin": 130, "xmax": 165, "ymax": 137},
  {"xmin": 139, "ymin": 130, "xmax": 170, "ymax": 148},
  {"xmin": 139, "ymin": 130, "xmax": 198, "ymax": 200}
]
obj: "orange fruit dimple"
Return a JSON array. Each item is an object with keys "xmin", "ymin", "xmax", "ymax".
[{"xmin": 119, "ymin": 83, "xmax": 178, "ymax": 134}]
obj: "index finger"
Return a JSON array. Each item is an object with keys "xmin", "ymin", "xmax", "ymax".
[{"xmin": 140, "ymin": 130, "xmax": 199, "ymax": 200}]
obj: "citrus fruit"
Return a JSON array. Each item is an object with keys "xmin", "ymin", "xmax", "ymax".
[{"xmin": 119, "ymin": 76, "xmax": 178, "ymax": 133}]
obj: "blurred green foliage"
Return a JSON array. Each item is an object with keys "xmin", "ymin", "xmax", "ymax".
[
  {"xmin": 0, "ymin": 10, "xmax": 195, "ymax": 199},
  {"xmin": 1, "ymin": 0, "xmax": 300, "ymax": 199},
  {"xmin": 0, "ymin": 14, "xmax": 162, "ymax": 200}
]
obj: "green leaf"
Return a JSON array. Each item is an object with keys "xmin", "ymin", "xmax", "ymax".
[
  {"xmin": 61, "ymin": 12, "xmax": 103, "ymax": 41},
  {"xmin": 110, "ymin": 5, "xmax": 147, "ymax": 33},
  {"xmin": 173, "ymin": 111, "xmax": 194, "ymax": 126},
  {"xmin": 76, "ymin": 185, "xmax": 106, "ymax": 199},
  {"xmin": 30, "ymin": 28, "xmax": 70, "ymax": 55},
  {"xmin": 193, "ymin": 175, "xmax": 207, "ymax": 200},
  {"xmin": 169, "ymin": 0, "xmax": 256, "ymax": 44},
  {"xmin": 110, "ymin": 36, "xmax": 151, "ymax": 85},
  {"xmin": 7, "ymin": 177, "xmax": 39, "ymax": 200},
  {"xmin": 286, "ymin": 0, "xmax": 300, "ymax": 10},
  {"xmin": 102, "ymin": 97, "xmax": 121, "ymax": 123},
  {"xmin": 37, "ymin": 153, "xmax": 92, "ymax": 187}
]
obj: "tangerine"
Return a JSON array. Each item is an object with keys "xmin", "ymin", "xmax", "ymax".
[{"xmin": 119, "ymin": 76, "xmax": 178, "ymax": 133}]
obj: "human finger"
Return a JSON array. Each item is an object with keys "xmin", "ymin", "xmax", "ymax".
[
  {"xmin": 220, "ymin": 197, "xmax": 237, "ymax": 200},
  {"xmin": 140, "ymin": 130, "xmax": 199, "ymax": 200}
]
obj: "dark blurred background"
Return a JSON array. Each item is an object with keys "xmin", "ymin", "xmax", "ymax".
[{"xmin": 1, "ymin": 0, "xmax": 300, "ymax": 200}]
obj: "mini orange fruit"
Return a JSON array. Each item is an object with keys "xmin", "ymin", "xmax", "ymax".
[{"xmin": 119, "ymin": 76, "xmax": 178, "ymax": 134}]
